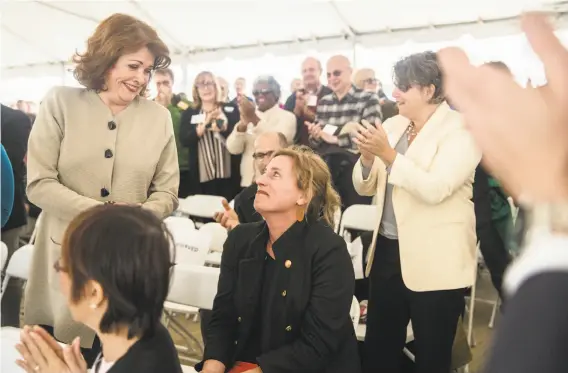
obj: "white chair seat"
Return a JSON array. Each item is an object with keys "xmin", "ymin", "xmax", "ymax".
[
  {"xmin": 339, "ymin": 204, "xmax": 379, "ymax": 238},
  {"xmin": 199, "ymin": 223, "xmax": 228, "ymax": 253},
  {"xmin": 178, "ymin": 195, "xmax": 226, "ymax": 219}
]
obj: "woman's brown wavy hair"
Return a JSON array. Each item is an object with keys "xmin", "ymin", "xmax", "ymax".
[{"xmin": 73, "ymin": 13, "xmax": 171, "ymax": 96}]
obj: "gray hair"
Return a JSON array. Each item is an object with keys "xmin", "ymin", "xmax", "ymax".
[
  {"xmin": 393, "ymin": 51, "xmax": 444, "ymax": 104},
  {"xmin": 253, "ymin": 75, "xmax": 281, "ymax": 101}
]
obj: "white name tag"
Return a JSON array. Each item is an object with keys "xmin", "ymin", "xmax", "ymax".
[
  {"xmin": 307, "ymin": 94, "xmax": 318, "ymax": 106},
  {"xmin": 224, "ymin": 106, "xmax": 234, "ymax": 113},
  {"xmin": 322, "ymin": 124, "xmax": 338, "ymax": 135},
  {"xmin": 191, "ymin": 113, "xmax": 205, "ymax": 124}
]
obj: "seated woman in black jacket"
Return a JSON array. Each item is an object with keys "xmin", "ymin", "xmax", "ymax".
[
  {"xmin": 197, "ymin": 145, "xmax": 361, "ymax": 373},
  {"xmin": 15, "ymin": 205, "xmax": 182, "ymax": 373}
]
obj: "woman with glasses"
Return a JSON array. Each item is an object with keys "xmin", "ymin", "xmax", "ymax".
[
  {"xmin": 180, "ymin": 71, "xmax": 241, "ymax": 199},
  {"xmin": 226, "ymin": 75, "xmax": 296, "ymax": 188},
  {"xmin": 352, "ymin": 51, "xmax": 481, "ymax": 373},
  {"xmin": 15, "ymin": 205, "xmax": 181, "ymax": 373}
]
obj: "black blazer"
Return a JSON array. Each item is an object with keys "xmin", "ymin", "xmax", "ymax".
[
  {"xmin": 196, "ymin": 220, "xmax": 361, "ymax": 373},
  {"xmin": 179, "ymin": 103, "xmax": 241, "ymax": 195},
  {"xmin": 106, "ymin": 323, "xmax": 182, "ymax": 373},
  {"xmin": 233, "ymin": 184, "xmax": 262, "ymax": 224},
  {"xmin": 1, "ymin": 105, "xmax": 32, "ymax": 231}
]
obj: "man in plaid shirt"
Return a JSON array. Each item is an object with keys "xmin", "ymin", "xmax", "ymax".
[{"xmin": 307, "ymin": 55, "xmax": 382, "ymax": 209}]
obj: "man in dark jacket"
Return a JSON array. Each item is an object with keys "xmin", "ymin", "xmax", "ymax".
[{"xmin": 1, "ymin": 104, "xmax": 32, "ymax": 327}]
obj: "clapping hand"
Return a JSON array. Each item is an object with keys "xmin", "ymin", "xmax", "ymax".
[
  {"xmin": 353, "ymin": 119, "xmax": 397, "ymax": 166},
  {"xmin": 16, "ymin": 325, "xmax": 87, "ymax": 373}
]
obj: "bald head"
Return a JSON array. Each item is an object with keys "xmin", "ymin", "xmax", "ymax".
[
  {"xmin": 254, "ymin": 132, "xmax": 288, "ymax": 174},
  {"xmin": 327, "ymin": 55, "xmax": 353, "ymax": 95},
  {"xmin": 301, "ymin": 57, "xmax": 323, "ymax": 90}
]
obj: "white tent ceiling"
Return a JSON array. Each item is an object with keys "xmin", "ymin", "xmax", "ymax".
[{"xmin": 0, "ymin": 0, "xmax": 565, "ymax": 78}]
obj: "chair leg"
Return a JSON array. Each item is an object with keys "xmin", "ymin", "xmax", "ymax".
[
  {"xmin": 489, "ymin": 297, "xmax": 500, "ymax": 329},
  {"xmin": 164, "ymin": 311, "xmax": 204, "ymax": 356}
]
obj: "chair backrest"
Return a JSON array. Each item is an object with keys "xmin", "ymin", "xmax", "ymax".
[
  {"xmin": 339, "ymin": 204, "xmax": 379, "ymax": 237},
  {"xmin": 199, "ymin": 222, "xmax": 228, "ymax": 253},
  {"xmin": 164, "ymin": 216, "xmax": 196, "ymax": 233},
  {"xmin": 1, "ymin": 244, "xmax": 35, "ymax": 301},
  {"xmin": 347, "ymin": 236, "xmax": 365, "ymax": 280},
  {"xmin": 167, "ymin": 264, "xmax": 220, "ymax": 310},
  {"xmin": 350, "ymin": 296, "xmax": 360, "ymax": 329},
  {"xmin": 333, "ymin": 207, "xmax": 342, "ymax": 233},
  {"xmin": 180, "ymin": 195, "xmax": 226, "ymax": 219},
  {"xmin": 170, "ymin": 229, "xmax": 212, "ymax": 267},
  {"xmin": 1, "ymin": 242, "xmax": 8, "ymax": 271}
]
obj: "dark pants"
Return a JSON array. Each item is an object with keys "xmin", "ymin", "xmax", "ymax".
[
  {"xmin": 179, "ymin": 170, "xmax": 192, "ymax": 198},
  {"xmin": 476, "ymin": 223, "xmax": 512, "ymax": 299},
  {"xmin": 1, "ymin": 227, "xmax": 25, "ymax": 327},
  {"xmin": 364, "ymin": 235, "xmax": 464, "ymax": 373},
  {"xmin": 39, "ymin": 324, "xmax": 101, "ymax": 368},
  {"xmin": 324, "ymin": 153, "xmax": 372, "ymax": 210}
]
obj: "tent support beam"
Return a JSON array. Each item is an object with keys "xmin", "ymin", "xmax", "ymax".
[
  {"xmin": 329, "ymin": 0, "xmax": 358, "ymax": 39},
  {"xmin": 129, "ymin": 0, "xmax": 185, "ymax": 53},
  {"xmin": 32, "ymin": 0, "xmax": 99, "ymax": 23}
]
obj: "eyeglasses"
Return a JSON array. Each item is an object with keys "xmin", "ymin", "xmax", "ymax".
[
  {"xmin": 252, "ymin": 88, "xmax": 273, "ymax": 97},
  {"xmin": 253, "ymin": 150, "xmax": 275, "ymax": 160},
  {"xmin": 196, "ymin": 81, "xmax": 215, "ymax": 89},
  {"xmin": 364, "ymin": 78, "xmax": 378, "ymax": 85},
  {"xmin": 326, "ymin": 70, "xmax": 342, "ymax": 78}
]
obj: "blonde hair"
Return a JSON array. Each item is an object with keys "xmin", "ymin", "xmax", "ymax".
[
  {"xmin": 273, "ymin": 145, "xmax": 341, "ymax": 226},
  {"xmin": 353, "ymin": 68, "xmax": 375, "ymax": 90},
  {"xmin": 191, "ymin": 71, "xmax": 224, "ymax": 107}
]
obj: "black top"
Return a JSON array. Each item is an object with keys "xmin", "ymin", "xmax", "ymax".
[
  {"xmin": 102, "ymin": 323, "xmax": 182, "ymax": 373},
  {"xmin": 179, "ymin": 103, "xmax": 241, "ymax": 196},
  {"xmin": 1, "ymin": 105, "xmax": 32, "ymax": 231},
  {"xmin": 234, "ymin": 184, "xmax": 262, "ymax": 224},
  {"xmin": 238, "ymin": 254, "xmax": 277, "ymax": 363},
  {"xmin": 484, "ymin": 272, "xmax": 568, "ymax": 373},
  {"xmin": 284, "ymin": 86, "xmax": 333, "ymax": 146},
  {"xmin": 196, "ymin": 220, "xmax": 361, "ymax": 373}
]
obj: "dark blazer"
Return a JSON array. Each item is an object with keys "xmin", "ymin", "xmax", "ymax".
[
  {"xmin": 196, "ymin": 220, "xmax": 360, "ymax": 373},
  {"xmin": 1, "ymin": 105, "xmax": 32, "ymax": 231},
  {"xmin": 179, "ymin": 102, "xmax": 241, "ymax": 196},
  {"xmin": 234, "ymin": 183, "xmax": 262, "ymax": 224},
  {"xmin": 106, "ymin": 323, "xmax": 182, "ymax": 373}
]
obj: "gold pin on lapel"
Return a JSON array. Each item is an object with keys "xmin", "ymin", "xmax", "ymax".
[{"xmin": 285, "ymin": 260, "xmax": 292, "ymax": 268}]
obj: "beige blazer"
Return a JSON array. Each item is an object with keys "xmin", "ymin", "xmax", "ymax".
[
  {"xmin": 24, "ymin": 86, "xmax": 179, "ymax": 347},
  {"xmin": 352, "ymin": 102, "xmax": 481, "ymax": 292},
  {"xmin": 226, "ymin": 104, "xmax": 296, "ymax": 187}
]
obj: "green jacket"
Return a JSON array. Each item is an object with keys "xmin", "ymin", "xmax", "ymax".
[
  {"xmin": 167, "ymin": 102, "xmax": 189, "ymax": 171},
  {"xmin": 488, "ymin": 176, "xmax": 515, "ymax": 253}
]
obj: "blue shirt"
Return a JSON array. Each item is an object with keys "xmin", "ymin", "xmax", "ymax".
[{"xmin": 1, "ymin": 145, "xmax": 14, "ymax": 227}]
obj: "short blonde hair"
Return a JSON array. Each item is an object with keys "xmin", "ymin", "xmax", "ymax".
[
  {"xmin": 353, "ymin": 68, "xmax": 375, "ymax": 90},
  {"xmin": 191, "ymin": 71, "xmax": 224, "ymax": 107},
  {"xmin": 272, "ymin": 145, "xmax": 341, "ymax": 226}
]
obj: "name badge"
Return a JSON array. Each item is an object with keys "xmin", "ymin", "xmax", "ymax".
[
  {"xmin": 224, "ymin": 106, "xmax": 234, "ymax": 113},
  {"xmin": 177, "ymin": 101, "xmax": 189, "ymax": 110},
  {"xmin": 191, "ymin": 113, "xmax": 205, "ymax": 124},
  {"xmin": 322, "ymin": 124, "xmax": 338, "ymax": 135},
  {"xmin": 307, "ymin": 95, "xmax": 318, "ymax": 106}
]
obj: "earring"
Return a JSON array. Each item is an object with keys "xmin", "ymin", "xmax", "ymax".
[
  {"xmin": 296, "ymin": 205, "xmax": 305, "ymax": 222},
  {"xmin": 89, "ymin": 304, "xmax": 97, "ymax": 310}
]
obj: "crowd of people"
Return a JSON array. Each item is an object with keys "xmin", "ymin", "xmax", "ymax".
[{"xmin": 1, "ymin": 10, "xmax": 568, "ymax": 373}]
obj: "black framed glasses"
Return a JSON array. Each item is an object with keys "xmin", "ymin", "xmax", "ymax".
[
  {"xmin": 196, "ymin": 81, "xmax": 215, "ymax": 89},
  {"xmin": 326, "ymin": 70, "xmax": 342, "ymax": 78},
  {"xmin": 252, "ymin": 88, "xmax": 273, "ymax": 97}
]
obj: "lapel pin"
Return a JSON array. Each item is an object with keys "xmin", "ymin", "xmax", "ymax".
[{"xmin": 285, "ymin": 260, "xmax": 292, "ymax": 268}]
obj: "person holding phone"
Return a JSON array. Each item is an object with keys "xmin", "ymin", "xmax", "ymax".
[{"xmin": 180, "ymin": 71, "xmax": 241, "ymax": 200}]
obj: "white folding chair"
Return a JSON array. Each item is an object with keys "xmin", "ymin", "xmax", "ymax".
[
  {"xmin": 228, "ymin": 199, "xmax": 235, "ymax": 209},
  {"xmin": 346, "ymin": 236, "xmax": 365, "ymax": 280},
  {"xmin": 164, "ymin": 216, "xmax": 196, "ymax": 234},
  {"xmin": 178, "ymin": 195, "xmax": 226, "ymax": 222},
  {"xmin": 169, "ymin": 226, "xmax": 211, "ymax": 267},
  {"xmin": 350, "ymin": 296, "xmax": 360, "ymax": 330},
  {"xmin": 338, "ymin": 204, "xmax": 378, "ymax": 239},
  {"xmin": 0, "ymin": 244, "xmax": 34, "ymax": 302},
  {"xmin": 333, "ymin": 207, "xmax": 342, "ymax": 233},
  {"xmin": 0, "ymin": 242, "xmax": 8, "ymax": 271},
  {"xmin": 199, "ymin": 222, "xmax": 228, "ymax": 254},
  {"xmin": 165, "ymin": 264, "xmax": 221, "ymax": 363}
]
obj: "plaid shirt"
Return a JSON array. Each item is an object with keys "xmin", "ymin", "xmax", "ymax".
[{"xmin": 313, "ymin": 85, "xmax": 382, "ymax": 152}]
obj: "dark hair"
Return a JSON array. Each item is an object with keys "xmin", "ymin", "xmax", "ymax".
[
  {"xmin": 393, "ymin": 51, "xmax": 444, "ymax": 104},
  {"xmin": 73, "ymin": 13, "xmax": 171, "ymax": 96},
  {"xmin": 61, "ymin": 205, "xmax": 174, "ymax": 339},
  {"xmin": 155, "ymin": 68, "xmax": 174, "ymax": 82}
]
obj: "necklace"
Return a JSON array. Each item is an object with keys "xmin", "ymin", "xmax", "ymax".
[{"xmin": 406, "ymin": 122, "xmax": 418, "ymax": 142}]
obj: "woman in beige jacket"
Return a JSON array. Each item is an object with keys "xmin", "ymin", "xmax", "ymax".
[{"xmin": 23, "ymin": 14, "xmax": 179, "ymax": 367}]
